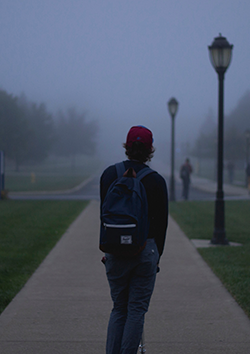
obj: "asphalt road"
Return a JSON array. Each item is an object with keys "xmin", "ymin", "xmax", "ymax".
[{"xmin": 10, "ymin": 175, "xmax": 215, "ymax": 201}]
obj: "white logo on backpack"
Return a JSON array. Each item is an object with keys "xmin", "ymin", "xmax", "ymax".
[{"xmin": 121, "ymin": 235, "xmax": 132, "ymax": 244}]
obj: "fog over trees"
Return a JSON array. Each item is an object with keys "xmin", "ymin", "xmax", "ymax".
[
  {"xmin": 0, "ymin": 89, "xmax": 98, "ymax": 171},
  {"xmin": 192, "ymin": 91, "xmax": 250, "ymax": 164},
  {"xmin": 53, "ymin": 107, "xmax": 98, "ymax": 169},
  {"xmin": 17, "ymin": 94, "xmax": 55, "ymax": 166},
  {"xmin": 0, "ymin": 85, "xmax": 249, "ymax": 173}
]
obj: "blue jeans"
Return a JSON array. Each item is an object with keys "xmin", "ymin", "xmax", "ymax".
[{"xmin": 105, "ymin": 239, "xmax": 159, "ymax": 354}]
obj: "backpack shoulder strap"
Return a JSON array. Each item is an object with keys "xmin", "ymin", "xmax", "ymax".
[
  {"xmin": 115, "ymin": 162, "xmax": 126, "ymax": 178},
  {"xmin": 136, "ymin": 167, "xmax": 155, "ymax": 181}
]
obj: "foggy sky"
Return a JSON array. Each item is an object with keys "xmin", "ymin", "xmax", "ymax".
[{"xmin": 0, "ymin": 0, "xmax": 250, "ymax": 162}]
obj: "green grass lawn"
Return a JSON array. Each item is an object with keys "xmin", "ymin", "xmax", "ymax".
[
  {"xmin": 0, "ymin": 200, "xmax": 89, "ymax": 314},
  {"xmin": 4, "ymin": 154, "xmax": 101, "ymax": 192},
  {"xmin": 170, "ymin": 200, "xmax": 250, "ymax": 318},
  {"xmin": 5, "ymin": 174, "xmax": 89, "ymax": 192}
]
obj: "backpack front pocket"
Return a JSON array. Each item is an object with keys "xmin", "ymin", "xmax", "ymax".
[{"xmin": 102, "ymin": 223, "xmax": 137, "ymax": 245}]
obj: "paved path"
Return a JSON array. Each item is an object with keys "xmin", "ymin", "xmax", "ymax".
[
  {"xmin": 8, "ymin": 159, "xmax": 250, "ymax": 202},
  {"xmin": 0, "ymin": 200, "xmax": 250, "ymax": 353}
]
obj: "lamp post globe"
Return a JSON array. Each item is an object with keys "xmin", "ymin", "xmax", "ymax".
[
  {"xmin": 167, "ymin": 97, "xmax": 179, "ymax": 202},
  {"xmin": 168, "ymin": 98, "xmax": 178, "ymax": 119},
  {"xmin": 208, "ymin": 34, "xmax": 233, "ymax": 74},
  {"xmin": 208, "ymin": 34, "xmax": 233, "ymax": 245}
]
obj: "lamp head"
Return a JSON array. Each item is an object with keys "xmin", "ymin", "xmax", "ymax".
[
  {"xmin": 208, "ymin": 34, "xmax": 233, "ymax": 74},
  {"xmin": 168, "ymin": 97, "xmax": 179, "ymax": 118}
]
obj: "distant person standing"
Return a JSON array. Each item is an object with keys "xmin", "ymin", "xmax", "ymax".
[
  {"xmin": 180, "ymin": 158, "xmax": 193, "ymax": 200},
  {"xmin": 227, "ymin": 161, "xmax": 235, "ymax": 184}
]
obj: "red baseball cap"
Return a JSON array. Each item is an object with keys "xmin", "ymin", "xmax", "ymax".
[{"xmin": 126, "ymin": 126, "xmax": 153, "ymax": 149}]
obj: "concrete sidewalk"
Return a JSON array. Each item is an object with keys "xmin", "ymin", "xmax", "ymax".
[
  {"xmin": 150, "ymin": 160, "xmax": 250, "ymax": 198},
  {"xmin": 191, "ymin": 174, "xmax": 250, "ymax": 197},
  {"xmin": 0, "ymin": 200, "xmax": 250, "ymax": 353}
]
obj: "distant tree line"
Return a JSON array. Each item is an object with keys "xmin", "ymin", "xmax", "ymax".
[
  {"xmin": 0, "ymin": 89, "xmax": 98, "ymax": 171},
  {"xmin": 53, "ymin": 107, "xmax": 97, "ymax": 169},
  {"xmin": 193, "ymin": 91, "xmax": 250, "ymax": 164}
]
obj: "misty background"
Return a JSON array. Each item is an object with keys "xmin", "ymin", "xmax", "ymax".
[{"xmin": 0, "ymin": 0, "xmax": 250, "ymax": 172}]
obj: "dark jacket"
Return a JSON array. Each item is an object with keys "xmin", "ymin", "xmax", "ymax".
[{"xmin": 100, "ymin": 160, "xmax": 168, "ymax": 258}]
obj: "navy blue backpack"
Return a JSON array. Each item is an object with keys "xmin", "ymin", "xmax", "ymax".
[{"xmin": 100, "ymin": 162, "xmax": 154, "ymax": 257}]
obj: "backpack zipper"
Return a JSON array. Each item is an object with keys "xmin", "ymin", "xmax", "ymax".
[{"xmin": 103, "ymin": 223, "xmax": 136, "ymax": 228}]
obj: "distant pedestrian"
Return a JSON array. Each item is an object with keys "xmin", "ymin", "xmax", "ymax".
[
  {"xmin": 180, "ymin": 158, "xmax": 193, "ymax": 200},
  {"xmin": 100, "ymin": 125, "xmax": 168, "ymax": 354},
  {"xmin": 246, "ymin": 163, "xmax": 250, "ymax": 194},
  {"xmin": 227, "ymin": 161, "xmax": 235, "ymax": 184}
]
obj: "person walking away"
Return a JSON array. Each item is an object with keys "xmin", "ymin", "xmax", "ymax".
[
  {"xmin": 100, "ymin": 125, "xmax": 168, "ymax": 354},
  {"xmin": 180, "ymin": 158, "xmax": 193, "ymax": 200}
]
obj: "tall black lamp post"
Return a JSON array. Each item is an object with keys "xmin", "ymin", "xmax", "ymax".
[
  {"xmin": 245, "ymin": 130, "xmax": 250, "ymax": 187},
  {"xmin": 245, "ymin": 130, "xmax": 250, "ymax": 166},
  {"xmin": 208, "ymin": 34, "xmax": 233, "ymax": 245},
  {"xmin": 167, "ymin": 97, "xmax": 179, "ymax": 201}
]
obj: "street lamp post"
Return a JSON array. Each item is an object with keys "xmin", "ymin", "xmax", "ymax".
[
  {"xmin": 0, "ymin": 151, "xmax": 4, "ymax": 200},
  {"xmin": 208, "ymin": 34, "xmax": 233, "ymax": 245},
  {"xmin": 245, "ymin": 129, "xmax": 250, "ymax": 187},
  {"xmin": 167, "ymin": 97, "xmax": 179, "ymax": 202},
  {"xmin": 245, "ymin": 130, "xmax": 250, "ymax": 165}
]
